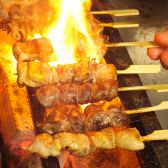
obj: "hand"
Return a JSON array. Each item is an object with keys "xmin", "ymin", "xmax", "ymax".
[{"xmin": 147, "ymin": 28, "xmax": 168, "ymax": 69}]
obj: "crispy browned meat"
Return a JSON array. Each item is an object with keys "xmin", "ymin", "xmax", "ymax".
[
  {"xmin": 36, "ymin": 79, "xmax": 118, "ymax": 107},
  {"xmin": 13, "ymin": 38, "xmax": 55, "ymax": 62},
  {"xmin": 42, "ymin": 104, "xmax": 85, "ymax": 134},
  {"xmin": 84, "ymin": 104, "xmax": 129, "ymax": 131},
  {"xmin": 17, "ymin": 59, "xmax": 117, "ymax": 87},
  {"xmin": 28, "ymin": 127, "xmax": 145, "ymax": 158},
  {"xmin": 42, "ymin": 103, "xmax": 128, "ymax": 134}
]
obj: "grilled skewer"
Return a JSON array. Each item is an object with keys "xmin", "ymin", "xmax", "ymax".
[
  {"xmin": 28, "ymin": 127, "xmax": 144, "ymax": 157},
  {"xmin": 42, "ymin": 100, "xmax": 168, "ymax": 134},
  {"xmin": 17, "ymin": 59, "xmax": 117, "ymax": 87},
  {"xmin": 42, "ymin": 103, "xmax": 128, "ymax": 134},
  {"xmin": 28, "ymin": 127, "xmax": 168, "ymax": 158},
  {"xmin": 36, "ymin": 79, "xmax": 118, "ymax": 107},
  {"xmin": 17, "ymin": 61, "xmax": 160, "ymax": 87}
]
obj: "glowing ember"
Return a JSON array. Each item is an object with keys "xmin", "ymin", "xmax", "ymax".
[{"xmin": 42, "ymin": 0, "xmax": 105, "ymax": 65}]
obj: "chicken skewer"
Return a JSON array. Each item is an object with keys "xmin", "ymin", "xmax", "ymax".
[
  {"xmin": 28, "ymin": 127, "xmax": 168, "ymax": 158},
  {"xmin": 41, "ymin": 100, "xmax": 168, "ymax": 134},
  {"xmin": 42, "ymin": 104, "xmax": 128, "ymax": 134},
  {"xmin": 17, "ymin": 61, "xmax": 160, "ymax": 87},
  {"xmin": 36, "ymin": 79, "xmax": 118, "ymax": 107},
  {"xmin": 17, "ymin": 59, "xmax": 117, "ymax": 87},
  {"xmin": 36, "ymin": 80, "xmax": 168, "ymax": 109}
]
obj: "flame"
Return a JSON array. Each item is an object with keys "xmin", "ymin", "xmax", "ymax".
[{"xmin": 43, "ymin": 0, "xmax": 102, "ymax": 65}]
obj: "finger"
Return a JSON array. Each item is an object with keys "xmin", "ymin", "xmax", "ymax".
[
  {"xmin": 160, "ymin": 50, "xmax": 168, "ymax": 69},
  {"xmin": 155, "ymin": 30, "xmax": 168, "ymax": 46},
  {"xmin": 163, "ymin": 27, "xmax": 168, "ymax": 32},
  {"xmin": 147, "ymin": 47, "xmax": 165, "ymax": 60}
]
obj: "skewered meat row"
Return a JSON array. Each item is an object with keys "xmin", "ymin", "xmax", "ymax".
[
  {"xmin": 17, "ymin": 59, "xmax": 117, "ymax": 87},
  {"xmin": 42, "ymin": 104, "xmax": 128, "ymax": 134},
  {"xmin": 13, "ymin": 38, "xmax": 55, "ymax": 62},
  {"xmin": 36, "ymin": 79, "xmax": 118, "ymax": 107},
  {"xmin": 28, "ymin": 127, "xmax": 145, "ymax": 158}
]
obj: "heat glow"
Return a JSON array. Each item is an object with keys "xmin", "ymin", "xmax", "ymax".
[{"xmin": 44, "ymin": 0, "xmax": 103, "ymax": 65}]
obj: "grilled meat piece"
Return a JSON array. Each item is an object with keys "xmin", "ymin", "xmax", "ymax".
[
  {"xmin": 17, "ymin": 62, "xmax": 41, "ymax": 87},
  {"xmin": 84, "ymin": 104, "xmax": 129, "ymax": 131},
  {"xmin": 36, "ymin": 79, "xmax": 118, "ymax": 107},
  {"xmin": 28, "ymin": 127, "xmax": 144, "ymax": 158},
  {"xmin": 43, "ymin": 105, "xmax": 85, "ymax": 134},
  {"xmin": 17, "ymin": 59, "xmax": 117, "ymax": 87},
  {"xmin": 42, "ymin": 104, "xmax": 128, "ymax": 134},
  {"xmin": 13, "ymin": 38, "xmax": 55, "ymax": 62}
]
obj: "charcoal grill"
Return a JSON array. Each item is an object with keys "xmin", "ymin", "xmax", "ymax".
[{"xmin": 0, "ymin": 0, "xmax": 167, "ymax": 168}]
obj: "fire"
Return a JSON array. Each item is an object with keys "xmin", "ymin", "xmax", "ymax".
[{"xmin": 43, "ymin": 0, "xmax": 103, "ymax": 65}]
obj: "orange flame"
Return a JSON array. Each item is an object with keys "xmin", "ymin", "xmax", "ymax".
[{"xmin": 41, "ymin": 0, "xmax": 104, "ymax": 65}]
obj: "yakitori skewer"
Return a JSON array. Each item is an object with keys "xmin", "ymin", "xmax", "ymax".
[
  {"xmin": 125, "ymin": 101, "xmax": 168, "ymax": 114},
  {"xmin": 91, "ymin": 9, "xmax": 139, "ymax": 16},
  {"xmin": 105, "ymin": 41, "xmax": 160, "ymax": 48},
  {"xmin": 28, "ymin": 127, "xmax": 168, "ymax": 158},
  {"xmin": 119, "ymin": 84, "xmax": 168, "ymax": 93},
  {"xmin": 99, "ymin": 22, "xmax": 139, "ymax": 28},
  {"xmin": 117, "ymin": 65, "xmax": 161, "ymax": 74}
]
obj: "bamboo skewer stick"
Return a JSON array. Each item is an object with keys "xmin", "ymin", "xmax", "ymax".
[
  {"xmin": 119, "ymin": 84, "xmax": 168, "ymax": 93},
  {"xmin": 91, "ymin": 9, "xmax": 139, "ymax": 16},
  {"xmin": 141, "ymin": 130, "xmax": 168, "ymax": 141},
  {"xmin": 125, "ymin": 101, "xmax": 168, "ymax": 115},
  {"xmin": 105, "ymin": 41, "xmax": 160, "ymax": 48},
  {"xmin": 13, "ymin": 65, "xmax": 160, "ymax": 77},
  {"xmin": 117, "ymin": 65, "xmax": 161, "ymax": 74},
  {"xmin": 99, "ymin": 22, "xmax": 139, "ymax": 28}
]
